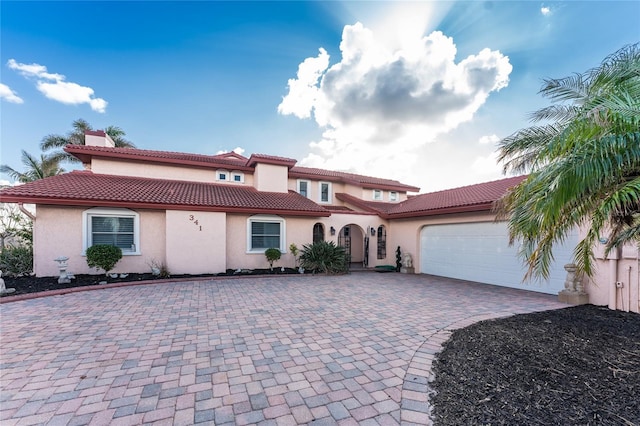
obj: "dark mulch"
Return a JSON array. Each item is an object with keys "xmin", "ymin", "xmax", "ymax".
[
  {"xmin": 430, "ymin": 304, "xmax": 640, "ymax": 426},
  {"xmin": 1, "ymin": 268, "xmax": 302, "ymax": 296}
]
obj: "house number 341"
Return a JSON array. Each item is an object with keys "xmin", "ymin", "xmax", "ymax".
[{"xmin": 189, "ymin": 215, "xmax": 202, "ymax": 231}]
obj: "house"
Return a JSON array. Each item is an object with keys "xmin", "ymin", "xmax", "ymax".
[{"xmin": 0, "ymin": 130, "xmax": 637, "ymax": 312}]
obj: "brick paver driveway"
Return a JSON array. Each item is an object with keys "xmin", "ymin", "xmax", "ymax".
[{"xmin": 0, "ymin": 273, "xmax": 567, "ymax": 425}]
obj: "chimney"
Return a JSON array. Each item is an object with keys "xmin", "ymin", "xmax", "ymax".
[{"xmin": 85, "ymin": 130, "xmax": 115, "ymax": 147}]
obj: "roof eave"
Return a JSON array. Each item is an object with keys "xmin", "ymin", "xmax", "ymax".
[
  {"xmin": 0, "ymin": 195, "xmax": 331, "ymax": 217},
  {"xmin": 385, "ymin": 202, "xmax": 496, "ymax": 219}
]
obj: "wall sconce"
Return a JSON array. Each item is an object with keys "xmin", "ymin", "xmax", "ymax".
[
  {"xmin": 370, "ymin": 227, "xmax": 376, "ymax": 236},
  {"xmin": 330, "ymin": 226, "xmax": 336, "ymax": 236}
]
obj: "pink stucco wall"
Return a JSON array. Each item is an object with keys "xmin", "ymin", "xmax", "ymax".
[
  {"xmin": 586, "ymin": 241, "xmax": 639, "ymax": 313},
  {"xmin": 165, "ymin": 210, "xmax": 227, "ymax": 274},
  {"xmin": 90, "ymin": 158, "xmax": 254, "ymax": 186},
  {"xmin": 253, "ymin": 164, "xmax": 288, "ymax": 193},
  {"xmin": 34, "ymin": 206, "xmax": 165, "ymax": 277}
]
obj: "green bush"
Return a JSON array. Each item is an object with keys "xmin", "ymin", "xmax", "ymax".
[
  {"xmin": 86, "ymin": 245, "xmax": 122, "ymax": 274},
  {"xmin": 265, "ymin": 247, "xmax": 281, "ymax": 270},
  {"xmin": 299, "ymin": 241, "xmax": 348, "ymax": 274},
  {"xmin": 0, "ymin": 245, "xmax": 33, "ymax": 277}
]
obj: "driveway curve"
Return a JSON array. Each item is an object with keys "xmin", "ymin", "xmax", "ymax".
[{"xmin": 0, "ymin": 274, "xmax": 567, "ymax": 425}]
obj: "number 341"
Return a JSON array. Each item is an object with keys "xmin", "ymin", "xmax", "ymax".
[{"xmin": 189, "ymin": 215, "xmax": 202, "ymax": 231}]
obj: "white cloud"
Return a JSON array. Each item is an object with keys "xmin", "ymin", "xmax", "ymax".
[
  {"xmin": 0, "ymin": 83, "xmax": 23, "ymax": 104},
  {"xmin": 471, "ymin": 151, "xmax": 502, "ymax": 179},
  {"xmin": 541, "ymin": 6, "xmax": 551, "ymax": 16},
  {"xmin": 7, "ymin": 59, "xmax": 107, "ymax": 113},
  {"xmin": 279, "ymin": 22, "xmax": 512, "ymax": 188},
  {"xmin": 216, "ymin": 147, "xmax": 245, "ymax": 155},
  {"xmin": 479, "ymin": 134, "xmax": 500, "ymax": 145}
]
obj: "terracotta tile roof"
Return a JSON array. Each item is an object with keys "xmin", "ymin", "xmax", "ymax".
[
  {"xmin": 0, "ymin": 171, "xmax": 330, "ymax": 217},
  {"xmin": 247, "ymin": 154, "xmax": 297, "ymax": 168},
  {"xmin": 385, "ymin": 175, "xmax": 527, "ymax": 218},
  {"xmin": 335, "ymin": 193, "xmax": 398, "ymax": 215},
  {"xmin": 289, "ymin": 166, "xmax": 420, "ymax": 193},
  {"xmin": 65, "ymin": 145, "xmax": 252, "ymax": 170}
]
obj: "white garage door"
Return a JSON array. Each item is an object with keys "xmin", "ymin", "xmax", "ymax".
[{"xmin": 420, "ymin": 222, "xmax": 578, "ymax": 294}]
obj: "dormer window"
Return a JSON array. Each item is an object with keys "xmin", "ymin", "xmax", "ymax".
[
  {"xmin": 373, "ymin": 189, "xmax": 383, "ymax": 201},
  {"xmin": 217, "ymin": 170, "xmax": 229, "ymax": 181},
  {"xmin": 232, "ymin": 172, "xmax": 244, "ymax": 183},
  {"xmin": 389, "ymin": 191, "xmax": 398, "ymax": 201}
]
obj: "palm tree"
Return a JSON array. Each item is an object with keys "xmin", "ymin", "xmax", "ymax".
[
  {"xmin": 0, "ymin": 150, "xmax": 65, "ymax": 183},
  {"xmin": 41, "ymin": 118, "xmax": 135, "ymax": 162},
  {"xmin": 497, "ymin": 43, "xmax": 640, "ymax": 279}
]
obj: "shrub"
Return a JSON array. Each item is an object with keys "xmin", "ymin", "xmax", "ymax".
[
  {"xmin": 265, "ymin": 248, "xmax": 281, "ymax": 270},
  {"xmin": 86, "ymin": 244, "xmax": 122, "ymax": 275},
  {"xmin": 0, "ymin": 245, "xmax": 33, "ymax": 276},
  {"xmin": 299, "ymin": 241, "xmax": 348, "ymax": 274}
]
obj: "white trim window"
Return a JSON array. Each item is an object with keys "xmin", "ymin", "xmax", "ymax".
[
  {"xmin": 231, "ymin": 171, "xmax": 244, "ymax": 183},
  {"xmin": 83, "ymin": 208, "xmax": 140, "ymax": 255},
  {"xmin": 247, "ymin": 215, "xmax": 286, "ymax": 253},
  {"xmin": 373, "ymin": 189, "xmax": 383, "ymax": 201},
  {"xmin": 319, "ymin": 182, "xmax": 331, "ymax": 203},
  {"xmin": 297, "ymin": 180, "xmax": 310, "ymax": 198},
  {"xmin": 389, "ymin": 191, "xmax": 398, "ymax": 201},
  {"xmin": 217, "ymin": 170, "xmax": 229, "ymax": 181}
]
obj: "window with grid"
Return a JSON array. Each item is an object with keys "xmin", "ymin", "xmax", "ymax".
[
  {"xmin": 298, "ymin": 180, "xmax": 310, "ymax": 198},
  {"xmin": 319, "ymin": 182, "xmax": 331, "ymax": 203}
]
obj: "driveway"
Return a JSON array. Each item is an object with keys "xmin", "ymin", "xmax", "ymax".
[{"xmin": 0, "ymin": 273, "xmax": 567, "ymax": 425}]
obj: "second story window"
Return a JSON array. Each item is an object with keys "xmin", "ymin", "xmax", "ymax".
[
  {"xmin": 373, "ymin": 189, "xmax": 382, "ymax": 201},
  {"xmin": 217, "ymin": 170, "xmax": 228, "ymax": 181},
  {"xmin": 319, "ymin": 182, "xmax": 331, "ymax": 203},
  {"xmin": 389, "ymin": 191, "xmax": 398, "ymax": 201},
  {"xmin": 298, "ymin": 180, "xmax": 310, "ymax": 198},
  {"xmin": 232, "ymin": 172, "xmax": 244, "ymax": 183}
]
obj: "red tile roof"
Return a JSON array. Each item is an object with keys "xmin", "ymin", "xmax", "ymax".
[
  {"xmin": 0, "ymin": 171, "xmax": 331, "ymax": 217},
  {"xmin": 247, "ymin": 154, "xmax": 297, "ymax": 168},
  {"xmin": 335, "ymin": 193, "xmax": 398, "ymax": 215},
  {"xmin": 65, "ymin": 145, "xmax": 252, "ymax": 170},
  {"xmin": 289, "ymin": 166, "xmax": 420, "ymax": 192},
  {"xmin": 385, "ymin": 175, "xmax": 527, "ymax": 218}
]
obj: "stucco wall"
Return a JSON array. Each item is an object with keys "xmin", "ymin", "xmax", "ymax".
[
  {"xmin": 587, "ymin": 243, "xmax": 639, "ymax": 312},
  {"xmin": 90, "ymin": 158, "xmax": 254, "ymax": 186},
  {"xmin": 165, "ymin": 210, "xmax": 226, "ymax": 275},
  {"xmin": 34, "ymin": 206, "xmax": 165, "ymax": 277},
  {"xmin": 253, "ymin": 164, "xmax": 288, "ymax": 193}
]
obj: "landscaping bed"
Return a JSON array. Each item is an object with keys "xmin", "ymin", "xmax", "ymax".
[{"xmin": 430, "ymin": 304, "xmax": 640, "ymax": 425}]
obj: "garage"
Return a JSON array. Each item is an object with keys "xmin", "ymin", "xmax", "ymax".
[{"xmin": 420, "ymin": 222, "xmax": 578, "ymax": 294}]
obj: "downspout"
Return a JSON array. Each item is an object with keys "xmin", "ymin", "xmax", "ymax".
[
  {"xmin": 18, "ymin": 203, "xmax": 35, "ymax": 221},
  {"xmin": 608, "ymin": 247, "xmax": 619, "ymax": 311},
  {"xmin": 627, "ymin": 265, "xmax": 632, "ymax": 313}
]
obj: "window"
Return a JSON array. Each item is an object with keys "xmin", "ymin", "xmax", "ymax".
[
  {"xmin": 313, "ymin": 223, "xmax": 324, "ymax": 243},
  {"xmin": 319, "ymin": 182, "xmax": 331, "ymax": 203},
  {"xmin": 247, "ymin": 215, "xmax": 286, "ymax": 252},
  {"xmin": 377, "ymin": 225, "xmax": 386, "ymax": 259},
  {"xmin": 231, "ymin": 172, "xmax": 244, "ymax": 183},
  {"xmin": 297, "ymin": 180, "xmax": 310, "ymax": 198},
  {"xmin": 83, "ymin": 208, "xmax": 140, "ymax": 255},
  {"xmin": 389, "ymin": 191, "xmax": 398, "ymax": 201},
  {"xmin": 373, "ymin": 189, "xmax": 382, "ymax": 201},
  {"xmin": 217, "ymin": 170, "xmax": 228, "ymax": 181}
]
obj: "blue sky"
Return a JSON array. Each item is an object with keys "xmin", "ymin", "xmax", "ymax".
[{"xmin": 1, "ymin": 1, "xmax": 638, "ymax": 192}]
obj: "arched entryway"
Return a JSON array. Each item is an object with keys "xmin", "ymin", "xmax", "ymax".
[{"xmin": 338, "ymin": 224, "xmax": 366, "ymax": 268}]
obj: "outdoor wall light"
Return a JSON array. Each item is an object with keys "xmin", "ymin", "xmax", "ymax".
[
  {"xmin": 330, "ymin": 226, "xmax": 336, "ymax": 236},
  {"xmin": 371, "ymin": 228, "xmax": 376, "ymax": 236}
]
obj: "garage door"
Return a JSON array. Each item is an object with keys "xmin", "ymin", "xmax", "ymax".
[{"xmin": 420, "ymin": 222, "xmax": 578, "ymax": 294}]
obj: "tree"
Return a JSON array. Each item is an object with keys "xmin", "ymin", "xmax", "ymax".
[
  {"xmin": 497, "ymin": 43, "xmax": 640, "ymax": 279},
  {"xmin": 0, "ymin": 204, "xmax": 31, "ymax": 251},
  {"xmin": 41, "ymin": 118, "xmax": 135, "ymax": 162},
  {"xmin": 0, "ymin": 150, "xmax": 65, "ymax": 183}
]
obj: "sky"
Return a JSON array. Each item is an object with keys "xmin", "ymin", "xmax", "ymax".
[{"xmin": 1, "ymin": 1, "xmax": 638, "ymax": 192}]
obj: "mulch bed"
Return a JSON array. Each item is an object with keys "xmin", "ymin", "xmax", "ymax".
[{"xmin": 430, "ymin": 304, "xmax": 640, "ymax": 425}]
